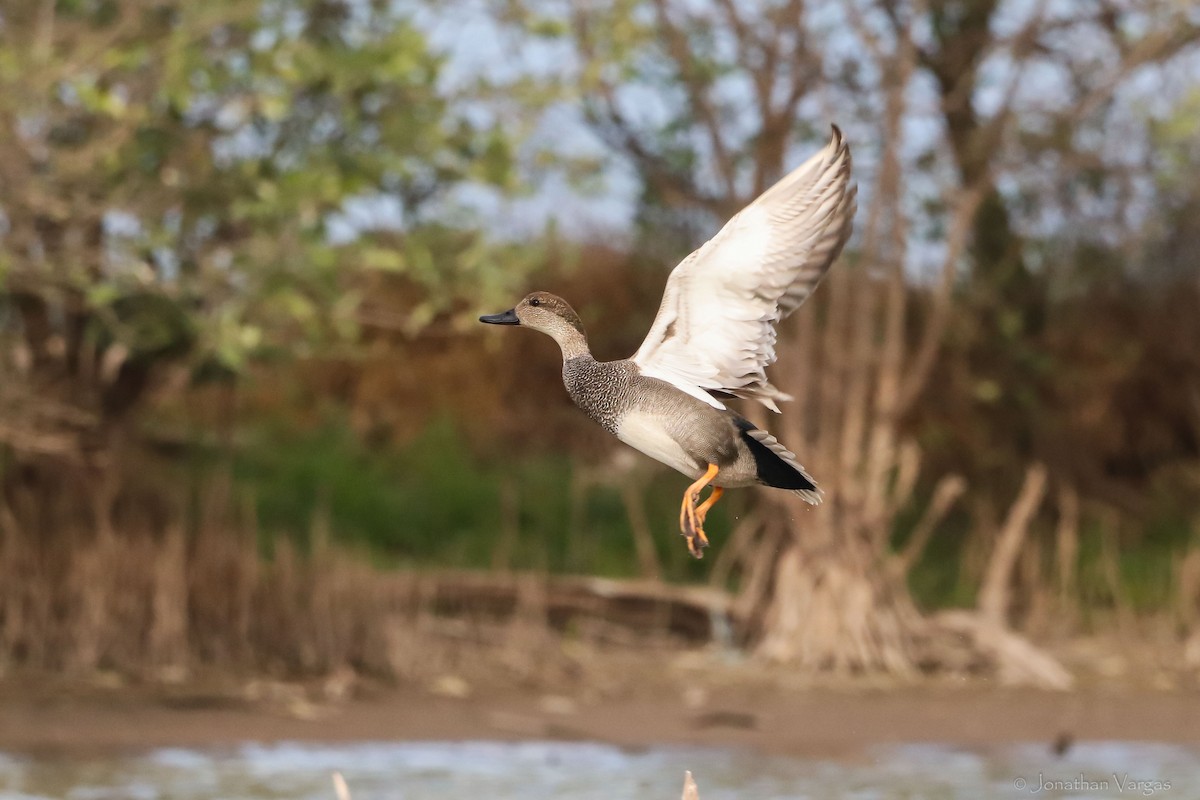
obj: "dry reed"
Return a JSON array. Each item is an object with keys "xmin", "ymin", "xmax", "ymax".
[{"xmin": 0, "ymin": 467, "xmax": 717, "ymax": 686}]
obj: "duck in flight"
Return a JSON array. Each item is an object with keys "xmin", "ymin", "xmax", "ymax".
[{"xmin": 481, "ymin": 127, "xmax": 856, "ymax": 558}]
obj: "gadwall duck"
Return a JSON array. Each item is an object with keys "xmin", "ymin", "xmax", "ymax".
[{"xmin": 481, "ymin": 127, "xmax": 856, "ymax": 558}]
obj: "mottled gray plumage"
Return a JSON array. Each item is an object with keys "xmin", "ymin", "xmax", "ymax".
[
  {"xmin": 563, "ymin": 354, "xmax": 771, "ymax": 490},
  {"xmin": 561, "ymin": 356, "xmax": 632, "ymax": 435}
]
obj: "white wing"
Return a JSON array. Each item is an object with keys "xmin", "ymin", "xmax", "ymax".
[{"xmin": 632, "ymin": 126, "xmax": 856, "ymax": 412}]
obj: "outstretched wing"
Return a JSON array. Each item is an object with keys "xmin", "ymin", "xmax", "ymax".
[{"xmin": 632, "ymin": 126, "xmax": 856, "ymax": 412}]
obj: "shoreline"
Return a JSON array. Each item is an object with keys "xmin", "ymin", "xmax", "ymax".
[{"xmin": 3, "ymin": 680, "xmax": 1198, "ymax": 760}]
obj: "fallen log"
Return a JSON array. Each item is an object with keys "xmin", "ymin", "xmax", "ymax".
[{"xmin": 382, "ymin": 570, "xmax": 741, "ymax": 643}]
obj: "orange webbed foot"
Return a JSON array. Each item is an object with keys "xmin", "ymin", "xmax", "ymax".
[{"xmin": 679, "ymin": 465, "xmax": 720, "ymax": 559}]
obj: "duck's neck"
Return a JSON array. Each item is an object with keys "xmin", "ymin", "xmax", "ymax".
[{"xmin": 550, "ymin": 326, "xmax": 591, "ymax": 361}]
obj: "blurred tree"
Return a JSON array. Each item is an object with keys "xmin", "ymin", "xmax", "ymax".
[
  {"xmin": 0, "ymin": 0, "xmax": 539, "ymax": 529},
  {"xmin": 908, "ymin": 0, "xmax": 1200, "ymax": 508}
]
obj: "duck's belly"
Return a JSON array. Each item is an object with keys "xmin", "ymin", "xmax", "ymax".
[{"xmin": 615, "ymin": 410, "xmax": 706, "ymax": 479}]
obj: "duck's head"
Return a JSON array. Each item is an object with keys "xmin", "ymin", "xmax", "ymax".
[
  {"xmin": 480, "ymin": 292, "xmax": 589, "ymax": 358},
  {"xmin": 479, "ymin": 291, "xmax": 586, "ymax": 340}
]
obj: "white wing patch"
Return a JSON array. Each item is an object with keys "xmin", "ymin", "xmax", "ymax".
[{"xmin": 632, "ymin": 127, "xmax": 857, "ymax": 412}]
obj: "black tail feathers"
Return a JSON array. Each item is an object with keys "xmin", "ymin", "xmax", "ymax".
[{"xmin": 733, "ymin": 418, "xmax": 821, "ymax": 502}]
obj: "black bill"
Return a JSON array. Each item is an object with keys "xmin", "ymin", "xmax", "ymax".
[{"xmin": 479, "ymin": 308, "xmax": 520, "ymax": 325}]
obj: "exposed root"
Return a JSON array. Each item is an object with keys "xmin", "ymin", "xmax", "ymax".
[{"xmin": 933, "ymin": 610, "xmax": 1074, "ymax": 690}]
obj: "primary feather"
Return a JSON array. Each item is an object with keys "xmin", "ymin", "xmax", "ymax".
[{"xmin": 631, "ymin": 126, "xmax": 857, "ymax": 412}]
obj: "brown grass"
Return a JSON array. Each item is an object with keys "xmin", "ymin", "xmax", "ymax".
[
  {"xmin": 0, "ymin": 511, "xmax": 388, "ymax": 678},
  {"xmin": 0, "ymin": 467, "xmax": 709, "ymax": 688}
]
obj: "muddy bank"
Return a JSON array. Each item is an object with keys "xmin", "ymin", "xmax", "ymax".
[{"xmin": 2, "ymin": 670, "xmax": 1197, "ymax": 760}]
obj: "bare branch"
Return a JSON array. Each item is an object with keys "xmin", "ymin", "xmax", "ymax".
[
  {"xmin": 569, "ymin": 7, "xmax": 728, "ymax": 216},
  {"xmin": 979, "ymin": 463, "xmax": 1049, "ymax": 626},
  {"xmin": 650, "ymin": 0, "xmax": 740, "ymax": 201},
  {"xmin": 894, "ymin": 183, "xmax": 986, "ymax": 416},
  {"xmin": 892, "ymin": 474, "xmax": 967, "ymax": 576}
]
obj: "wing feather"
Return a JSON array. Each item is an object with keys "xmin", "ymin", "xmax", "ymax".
[{"xmin": 632, "ymin": 126, "xmax": 857, "ymax": 411}]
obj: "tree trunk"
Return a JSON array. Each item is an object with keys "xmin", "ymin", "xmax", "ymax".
[{"xmin": 757, "ymin": 507, "xmax": 924, "ymax": 675}]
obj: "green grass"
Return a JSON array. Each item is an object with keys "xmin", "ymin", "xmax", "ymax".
[
  {"xmin": 230, "ymin": 417, "xmax": 723, "ymax": 580},
  {"xmin": 224, "ymin": 418, "xmax": 1196, "ymax": 612},
  {"xmin": 899, "ymin": 491, "xmax": 1195, "ymax": 618}
]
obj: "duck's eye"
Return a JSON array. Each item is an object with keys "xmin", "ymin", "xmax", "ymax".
[{"xmin": 530, "ymin": 297, "xmax": 541, "ymax": 307}]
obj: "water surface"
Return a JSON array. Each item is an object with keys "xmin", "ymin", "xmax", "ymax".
[{"xmin": 1, "ymin": 739, "xmax": 1196, "ymax": 799}]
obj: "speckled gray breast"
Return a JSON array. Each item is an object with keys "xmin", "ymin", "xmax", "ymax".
[{"xmin": 562, "ymin": 356, "xmax": 635, "ymax": 434}]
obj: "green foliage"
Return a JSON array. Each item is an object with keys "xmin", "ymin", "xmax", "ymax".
[
  {"xmin": 237, "ymin": 420, "xmax": 495, "ymax": 562},
  {"xmin": 0, "ymin": 0, "xmax": 545, "ymax": 378},
  {"xmin": 232, "ymin": 417, "xmax": 724, "ymax": 578},
  {"xmin": 897, "ymin": 494, "xmax": 1198, "ymax": 619}
]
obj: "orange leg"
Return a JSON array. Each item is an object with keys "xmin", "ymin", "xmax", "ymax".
[
  {"xmin": 694, "ymin": 486, "xmax": 724, "ymax": 527},
  {"xmin": 679, "ymin": 464, "xmax": 720, "ymax": 559}
]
